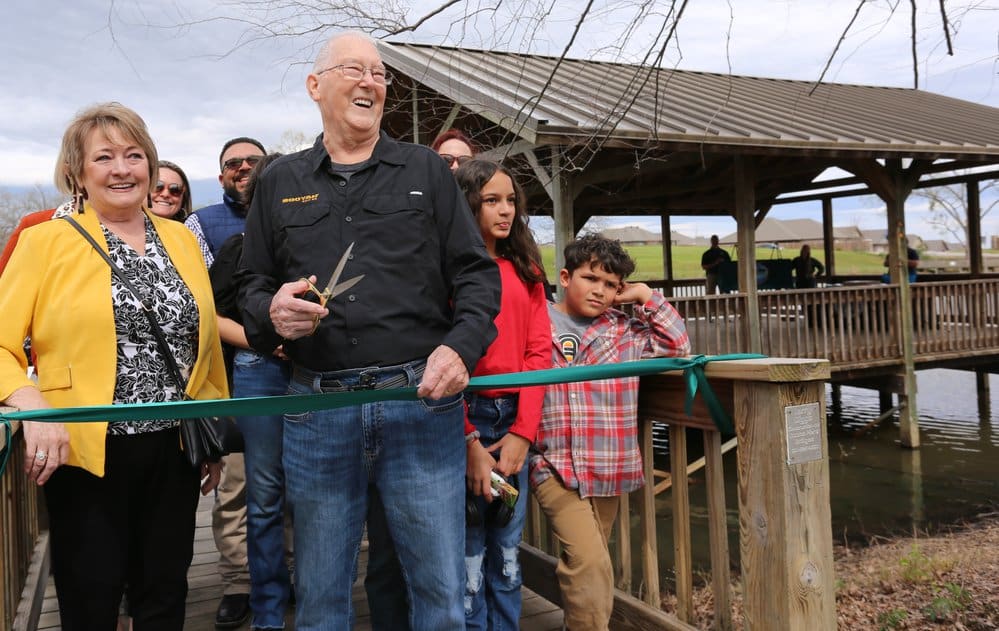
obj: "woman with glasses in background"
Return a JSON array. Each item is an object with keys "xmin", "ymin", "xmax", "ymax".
[
  {"xmin": 151, "ymin": 160, "xmax": 193, "ymax": 222},
  {"xmin": 430, "ymin": 128, "xmax": 477, "ymax": 172}
]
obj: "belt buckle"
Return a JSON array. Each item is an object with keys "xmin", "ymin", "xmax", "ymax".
[{"xmin": 348, "ymin": 373, "xmax": 378, "ymax": 391}]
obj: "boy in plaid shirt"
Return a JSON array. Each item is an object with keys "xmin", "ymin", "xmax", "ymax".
[{"xmin": 529, "ymin": 235, "xmax": 690, "ymax": 630}]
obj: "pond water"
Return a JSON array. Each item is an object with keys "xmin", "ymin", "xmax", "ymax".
[{"xmin": 639, "ymin": 368, "xmax": 998, "ymax": 578}]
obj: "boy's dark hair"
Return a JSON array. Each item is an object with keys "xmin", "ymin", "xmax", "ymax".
[{"xmin": 563, "ymin": 234, "xmax": 636, "ymax": 280}]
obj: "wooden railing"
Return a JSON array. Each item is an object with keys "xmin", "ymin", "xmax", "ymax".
[
  {"xmin": 668, "ymin": 293, "xmax": 750, "ymax": 357},
  {"xmin": 521, "ymin": 358, "xmax": 835, "ymax": 631},
  {"xmin": 912, "ymin": 279, "xmax": 999, "ymax": 356},
  {"xmin": 1, "ymin": 418, "xmax": 44, "ymax": 631},
  {"xmin": 649, "ymin": 279, "xmax": 707, "ymax": 298},
  {"xmin": 663, "ymin": 278, "xmax": 999, "ymax": 369}
]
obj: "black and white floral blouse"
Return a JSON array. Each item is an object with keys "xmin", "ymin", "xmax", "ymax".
[{"xmin": 103, "ymin": 215, "xmax": 199, "ymax": 435}]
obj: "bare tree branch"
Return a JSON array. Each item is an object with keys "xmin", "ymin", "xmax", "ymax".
[
  {"xmin": 910, "ymin": 0, "xmax": 919, "ymax": 88},
  {"xmin": 938, "ymin": 0, "xmax": 954, "ymax": 55},
  {"xmin": 810, "ymin": 0, "xmax": 866, "ymax": 96},
  {"xmin": 385, "ymin": 0, "xmax": 464, "ymax": 35}
]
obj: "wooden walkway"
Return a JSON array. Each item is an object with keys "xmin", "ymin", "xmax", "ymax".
[{"xmin": 37, "ymin": 494, "xmax": 564, "ymax": 630}]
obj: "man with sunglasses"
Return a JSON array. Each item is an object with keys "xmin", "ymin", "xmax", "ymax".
[
  {"xmin": 184, "ymin": 136, "xmax": 266, "ymax": 630},
  {"xmin": 239, "ymin": 31, "xmax": 500, "ymax": 630}
]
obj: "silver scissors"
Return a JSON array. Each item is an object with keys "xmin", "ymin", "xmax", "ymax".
[{"xmin": 300, "ymin": 242, "xmax": 365, "ymax": 334}]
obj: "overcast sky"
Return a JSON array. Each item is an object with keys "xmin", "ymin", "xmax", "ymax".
[{"xmin": 2, "ymin": 0, "xmax": 997, "ymax": 240}]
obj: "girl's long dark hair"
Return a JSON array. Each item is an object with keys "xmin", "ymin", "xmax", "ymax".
[{"xmin": 455, "ymin": 159, "xmax": 545, "ymax": 285}]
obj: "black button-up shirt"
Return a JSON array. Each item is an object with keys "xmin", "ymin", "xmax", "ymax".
[{"xmin": 239, "ymin": 132, "xmax": 500, "ymax": 373}]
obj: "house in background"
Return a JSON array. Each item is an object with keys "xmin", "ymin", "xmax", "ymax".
[
  {"xmin": 598, "ymin": 225, "xmax": 661, "ymax": 245},
  {"xmin": 719, "ymin": 217, "xmax": 867, "ymax": 252},
  {"xmin": 597, "ymin": 225, "xmax": 711, "ymax": 247}
]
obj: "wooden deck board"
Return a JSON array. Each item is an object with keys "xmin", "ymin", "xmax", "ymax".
[{"xmin": 37, "ymin": 494, "xmax": 564, "ymax": 631}]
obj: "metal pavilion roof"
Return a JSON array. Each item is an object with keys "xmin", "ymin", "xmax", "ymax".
[{"xmin": 378, "ymin": 41, "xmax": 999, "ymax": 160}]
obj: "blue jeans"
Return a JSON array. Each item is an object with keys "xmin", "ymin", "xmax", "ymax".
[
  {"xmin": 285, "ymin": 361, "xmax": 466, "ymax": 631},
  {"xmin": 233, "ymin": 349, "xmax": 293, "ymax": 630},
  {"xmin": 463, "ymin": 393, "xmax": 528, "ymax": 631}
]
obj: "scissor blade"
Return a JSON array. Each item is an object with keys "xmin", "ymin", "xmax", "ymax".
[
  {"xmin": 322, "ymin": 242, "xmax": 355, "ymax": 295},
  {"xmin": 328, "ymin": 274, "xmax": 365, "ymax": 299}
]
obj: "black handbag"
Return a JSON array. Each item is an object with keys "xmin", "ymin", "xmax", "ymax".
[{"xmin": 62, "ymin": 216, "xmax": 243, "ymax": 467}]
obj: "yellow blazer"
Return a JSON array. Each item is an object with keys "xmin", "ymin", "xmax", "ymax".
[{"xmin": 0, "ymin": 206, "xmax": 229, "ymax": 476}]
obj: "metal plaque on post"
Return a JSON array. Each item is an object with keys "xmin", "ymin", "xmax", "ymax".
[{"xmin": 784, "ymin": 402, "xmax": 823, "ymax": 465}]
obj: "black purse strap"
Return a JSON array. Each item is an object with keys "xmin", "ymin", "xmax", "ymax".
[{"xmin": 61, "ymin": 216, "xmax": 191, "ymax": 398}]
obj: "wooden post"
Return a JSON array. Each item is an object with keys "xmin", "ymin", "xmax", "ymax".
[
  {"xmin": 977, "ymin": 370, "xmax": 992, "ymax": 428},
  {"xmin": 734, "ymin": 156, "xmax": 762, "ymax": 353},
  {"xmin": 661, "ymin": 214, "xmax": 674, "ymax": 297},
  {"xmin": 967, "ymin": 180, "xmax": 983, "ymax": 277},
  {"xmin": 878, "ymin": 390, "xmax": 893, "ymax": 415},
  {"xmin": 703, "ymin": 430, "xmax": 733, "ymax": 631},
  {"xmin": 884, "ymin": 159, "xmax": 919, "ymax": 448},
  {"xmin": 734, "ymin": 367, "xmax": 835, "ymax": 630},
  {"xmin": 617, "ymin": 492, "xmax": 632, "ymax": 592},
  {"xmin": 551, "ymin": 152, "xmax": 575, "ymax": 294},
  {"xmin": 670, "ymin": 424, "xmax": 692, "ymax": 621},
  {"xmin": 821, "ymin": 197, "xmax": 835, "ymax": 278},
  {"xmin": 637, "ymin": 418, "xmax": 660, "ymax": 606},
  {"xmin": 829, "ymin": 384, "xmax": 842, "ymax": 419},
  {"xmin": 410, "ymin": 84, "xmax": 420, "ymax": 144}
]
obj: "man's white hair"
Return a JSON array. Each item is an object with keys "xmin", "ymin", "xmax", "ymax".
[{"xmin": 313, "ymin": 30, "xmax": 378, "ymax": 73}]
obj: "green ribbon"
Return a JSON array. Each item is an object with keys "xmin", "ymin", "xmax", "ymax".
[{"xmin": 1, "ymin": 355, "xmax": 762, "ymax": 471}]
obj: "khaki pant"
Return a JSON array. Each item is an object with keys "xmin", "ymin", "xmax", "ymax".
[
  {"xmin": 212, "ymin": 453, "xmax": 250, "ymax": 594},
  {"xmin": 534, "ymin": 477, "xmax": 620, "ymax": 631}
]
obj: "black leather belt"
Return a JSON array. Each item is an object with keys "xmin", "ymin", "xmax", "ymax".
[{"xmin": 292, "ymin": 360, "xmax": 426, "ymax": 393}]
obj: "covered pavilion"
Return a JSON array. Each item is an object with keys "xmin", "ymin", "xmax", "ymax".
[{"xmin": 376, "ymin": 41, "xmax": 999, "ymax": 448}]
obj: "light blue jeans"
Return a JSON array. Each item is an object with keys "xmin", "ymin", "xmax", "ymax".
[
  {"xmin": 284, "ymin": 361, "xmax": 466, "ymax": 631},
  {"xmin": 463, "ymin": 393, "xmax": 528, "ymax": 631},
  {"xmin": 233, "ymin": 349, "xmax": 293, "ymax": 630}
]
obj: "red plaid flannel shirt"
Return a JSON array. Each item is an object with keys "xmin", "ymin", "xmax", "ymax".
[{"xmin": 529, "ymin": 293, "xmax": 690, "ymax": 498}]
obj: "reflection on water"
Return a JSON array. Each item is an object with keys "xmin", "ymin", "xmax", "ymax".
[
  {"xmin": 826, "ymin": 369, "xmax": 997, "ymax": 540},
  {"xmin": 641, "ymin": 369, "xmax": 997, "ymax": 577}
]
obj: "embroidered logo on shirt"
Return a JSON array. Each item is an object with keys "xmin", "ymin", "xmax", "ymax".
[
  {"xmin": 281, "ymin": 193, "xmax": 320, "ymax": 204},
  {"xmin": 558, "ymin": 333, "xmax": 580, "ymax": 364}
]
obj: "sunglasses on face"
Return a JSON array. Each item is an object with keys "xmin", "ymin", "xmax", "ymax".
[
  {"xmin": 439, "ymin": 154, "xmax": 472, "ymax": 168},
  {"xmin": 222, "ymin": 155, "xmax": 263, "ymax": 172},
  {"xmin": 154, "ymin": 181, "xmax": 184, "ymax": 196}
]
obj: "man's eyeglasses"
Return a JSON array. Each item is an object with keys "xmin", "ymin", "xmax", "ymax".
[
  {"xmin": 222, "ymin": 155, "xmax": 263, "ymax": 173},
  {"xmin": 316, "ymin": 64, "xmax": 393, "ymax": 86},
  {"xmin": 439, "ymin": 154, "xmax": 472, "ymax": 168},
  {"xmin": 154, "ymin": 181, "xmax": 184, "ymax": 196}
]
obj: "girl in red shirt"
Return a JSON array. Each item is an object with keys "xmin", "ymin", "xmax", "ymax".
[{"xmin": 454, "ymin": 159, "xmax": 551, "ymax": 630}]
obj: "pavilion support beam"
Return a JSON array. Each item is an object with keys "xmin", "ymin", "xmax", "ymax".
[
  {"xmin": 967, "ymin": 180, "xmax": 983, "ymax": 277},
  {"xmin": 551, "ymin": 152, "xmax": 577, "ymax": 291},
  {"xmin": 411, "ymin": 86, "xmax": 421, "ymax": 144},
  {"xmin": 839, "ymin": 158, "xmax": 924, "ymax": 448},
  {"xmin": 734, "ymin": 156, "xmax": 762, "ymax": 354},
  {"xmin": 437, "ymin": 102, "xmax": 462, "ymax": 140},
  {"xmin": 884, "ymin": 159, "xmax": 920, "ymax": 448},
  {"xmin": 661, "ymin": 215, "xmax": 674, "ymax": 297},
  {"xmin": 752, "ymin": 204, "xmax": 773, "ymax": 229},
  {"xmin": 821, "ymin": 197, "xmax": 836, "ymax": 278}
]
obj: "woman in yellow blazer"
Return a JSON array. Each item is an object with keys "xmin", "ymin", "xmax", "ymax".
[{"xmin": 0, "ymin": 102, "xmax": 229, "ymax": 630}]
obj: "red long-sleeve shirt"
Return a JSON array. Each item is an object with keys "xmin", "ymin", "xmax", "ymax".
[{"xmin": 466, "ymin": 257, "xmax": 551, "ymax": 441}]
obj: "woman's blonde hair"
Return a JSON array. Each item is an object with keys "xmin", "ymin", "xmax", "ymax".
[{"xmin": 54, "ymin": 102, "xmax": 158, "ymax": 199}]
